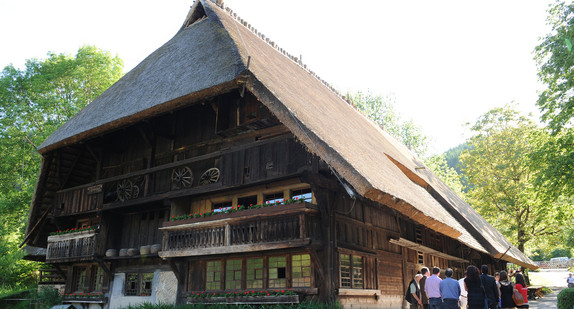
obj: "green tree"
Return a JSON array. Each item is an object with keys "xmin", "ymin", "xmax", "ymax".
[
  {"xmin": 0, "ymin": 46, "xmax": 123, "ymax": 290},
  {"xmin": 424, "ymin": 154, "xmax": 464, "ymax": 196},
  {"xmin": 349, "ymin": 91, "xmax": 429, "ymax": 157},
  {"xmin": 534, "ymin": 1, "xmax": 574, "ymax": 198},
  {"xmin": 459, "ymin": 105, "xmax": 573, "ymax": 252}
]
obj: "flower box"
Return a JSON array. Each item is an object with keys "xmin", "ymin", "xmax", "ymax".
[
  {"xmin": 47, "ymin": 229, "xmax": 96, "ymax": 242},
  {"xmin": 62, "ymin": 297, "xmax": 108, "ymax": 304},
  {"xmin": 187, "ymin": 295, "xmax": 299, "ymax": 304},
  {"xmin": 162, "ymin": 201, "xmax": 316, "ymax": 229}
]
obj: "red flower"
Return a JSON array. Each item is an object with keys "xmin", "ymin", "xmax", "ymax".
[{"xmin": 282, "ymin": 290, "xmax": 285, "ymax": 293}]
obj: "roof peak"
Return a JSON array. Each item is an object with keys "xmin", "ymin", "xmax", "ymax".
[{"xmin": 202, "ymin": 0, "xmax": 362, "ymax": 108}]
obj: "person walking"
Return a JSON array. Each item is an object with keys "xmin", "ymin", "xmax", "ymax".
[
  {"xmin": 440, "ymin": 268, "xmax": 461, "ymax": 309},
  {"xmin": 464, "ymin": 265, "xmax": 486, "ymax": 309},
  {"xmin": 425, "ymin": 267, "xmax": 443, "ymax": 309},
  {"xmin": 567, "ymin": 273, "xmax": 574, "ymax": 288},
  {"xmin": 480, "ymin": 265, "xmax": 499, "ymax": 309},
  {"xmin": 459, "ymin": 271, "xmax": 468, "ymax": 309},
  {"xmin": 421, "ymin": 267, "xmax": 431, "ymax": 309},
  {"xmin": 499, "ymin": 271, "xmax": 516, "ymax": 309}
]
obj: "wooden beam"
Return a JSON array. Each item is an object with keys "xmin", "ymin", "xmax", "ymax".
[
  {"xmin": 309, "ymin": 249, "xmax": 325, "ymax": 282},
  {"xmin": 56, "ymin": 131, "xmax": 292, "ymax": 194},
  {"xmin": 389, "ymin": 237, "xmax": 469, "ymax": 263},
  {"xmin": 53, "ymin": 264, "xmax": 68, "ymax": 281},
  {"xmin": 168, "ymin": 260, "xmax": 184, "ymax": 283},
  {"xmin": 159, "ymin": 238, "xmax": 314, "ymax": 258},
  {"xmin": 61, "ymin": 148, "xmax": 84, "ymax": 189},
  {"xmin": 20, "ymin": 205, "xmax": 53, "ymax": 247},
  {"xmin": 94, "ymin": 258, "xmax": 113, "ymax": 277}
]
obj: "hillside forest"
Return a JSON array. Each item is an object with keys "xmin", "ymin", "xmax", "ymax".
[{"xmin": 0, "ymin": 1, "xmax": 573, "ymax": 295}]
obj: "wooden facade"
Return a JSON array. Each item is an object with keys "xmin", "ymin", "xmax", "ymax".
[{"xmin": 24, "ymin": 1, "xmax": 535, "ymax": 308}]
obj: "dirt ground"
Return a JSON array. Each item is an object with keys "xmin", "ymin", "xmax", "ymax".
[{"xmin": 525, "ymin": 269, "xmax": 571, "ymax": 309}]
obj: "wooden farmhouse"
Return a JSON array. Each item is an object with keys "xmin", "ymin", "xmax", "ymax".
[{"xmin": 23, "ymin": 1, "xmax": 536, "ymax": 308}]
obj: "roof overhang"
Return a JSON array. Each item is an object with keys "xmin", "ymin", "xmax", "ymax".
[{"xmin": 389, "ymin": 237, "xmax": 469, "ymax": 263}]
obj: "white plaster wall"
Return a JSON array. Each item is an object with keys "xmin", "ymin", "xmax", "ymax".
[
  {"xmin": 155, "ymin": 271, "xmax": 178, "ymax": 304},
  {"xmin": 108, "ymin": 269, "xmax": 177, "ymax": 309}
]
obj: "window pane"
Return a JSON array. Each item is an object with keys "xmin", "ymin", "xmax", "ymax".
[
  {"xmin": 225, "ymin": 259, "xmax": 242, "ymax": 290},
  {"xmin": 141, "ymin": 273, "xmax": 154, "ymax": 296},
  {"xmin": 125, "ymin": 273, "xmax": 139, "ymax": 296},
  {"xmin": 213, "ymin": 201, "xmax": 232, "ymax": 213},
  {"xmin": 92, "ymin": 266, "xmax": 105, "ymax": 292},
  {"xmin": 340, "ymin": 254, "xmax": 351, "ymax": 288},
  {"xmin": 292, "ymin": 188, "xmax": 313, "ymax": 203},
  {"xmin": 246, "ymin": 258, "xmax": 263, "ymax": 289},
  {"xmin": 269, "ymin": 256, "xmax": 287, "ymax": 288},
  {"xmin": 264, "ymin": 192, "xmax": 284, "ymax": 204},
  {"xmin": 292, "ymin": 254, "xmax": 311, "ymax": 287},
  {"xmin": 352, "ymin": 256, "xmax": 363, "ymax": 289},
  {"xmin": 206, "ymin": 261, "xmax": 222, "ymax": 290},
  {"xmin": 238, "ymin": 195, "xmax": 258, "ymax": 208}
]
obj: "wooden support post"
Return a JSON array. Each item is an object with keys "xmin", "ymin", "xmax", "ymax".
[
  {"xmin": 53, "ymin": 264, "xmax": 68, "ymax": 281},
  {"xmin": 168, "ymin": 259, "xmax": 185, "ymax": 284},
  {"xmin": 95, "ymin": 258, "xmax": 113, "ymax": 278}
]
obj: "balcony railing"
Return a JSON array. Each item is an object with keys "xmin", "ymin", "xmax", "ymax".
[
  {"xmin": 159, "ymin": 203, "xmax": 321, "ymax": 258},
  {"xmin": 46, "ymin": 230, "xmax": 97, "ymax": 263}
]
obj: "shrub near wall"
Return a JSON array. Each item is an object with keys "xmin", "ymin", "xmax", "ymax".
[{"xmin": 557, "ymin": 288, "xmax": 574, "ymax": 309}]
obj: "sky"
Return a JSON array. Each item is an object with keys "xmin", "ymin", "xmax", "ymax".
[{"xmin": 0, "ymin": 0, "xmax": 555, "ymax": 155}]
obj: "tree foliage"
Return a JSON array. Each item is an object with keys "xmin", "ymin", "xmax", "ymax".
[
  {"xmin": 0, "ymin": 46, "xmax": 123, "ymax": 290},
  {"xmin": 535, "ymin": 1, "xmax": 574, "ymax": 132},
  {"xmin": 349, "ymin": 91, "xmax": 429, "ymax": 157},
  {"xmin": 534, "ymin": 1, "xmax": 574, "ymax": 198},
  {"xmin": 424, "ymin": 154, "xmax": 464, "ymax": 196},
  {"xmin": 459, "ymin": 105, "xmax": 573, "ymax": 252}
]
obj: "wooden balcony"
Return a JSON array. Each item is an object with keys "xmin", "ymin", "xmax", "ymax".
[
  {"xmin": 159, "ymin": 203, "xmax": 321, "ymax": 258},
  {"xmin": 46, "ymin": 230, "xmax": 97, "ymax": 263}
]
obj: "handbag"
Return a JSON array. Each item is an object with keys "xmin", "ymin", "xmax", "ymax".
[{"xmin": 512, "ymin": 288, "xmax": 525, "ymax": 306}]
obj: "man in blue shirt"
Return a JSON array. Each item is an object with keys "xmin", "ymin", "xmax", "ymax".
[{"xmin": 439, "ymin": 268, "xmax": 460, "ymax": 309}]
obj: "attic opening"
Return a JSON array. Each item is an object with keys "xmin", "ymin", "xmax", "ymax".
[{"xmin": 183, "ymin": 1, "xmax": 207, "ymax": 28}]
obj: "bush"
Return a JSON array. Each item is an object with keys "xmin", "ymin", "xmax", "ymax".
[
  {"xmin": 541, "ymin": 287, "xmax": 553, "ymax": 295},
  {"xmin": 36, "ymin": 286, "xmax": 62, "ymax": 308},
  {"xmin": 557, "ymin": 288, "xmax": 574, "ymax": 309},
  {"xmin": 118, "ymin": 301, "xmax": 340, "ymax": 309}
]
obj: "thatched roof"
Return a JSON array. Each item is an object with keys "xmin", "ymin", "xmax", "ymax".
[{"xmin": 34, "ymin": 0, "xmax": 535, "ymax": 269}]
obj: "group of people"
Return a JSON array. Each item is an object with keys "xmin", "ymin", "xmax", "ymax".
[{"xmin": 406, "ymin": 265, "xmax": 529, "ymax": 309}]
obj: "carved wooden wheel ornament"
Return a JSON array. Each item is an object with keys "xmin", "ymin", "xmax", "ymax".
[
  {"xmin": 116, "ymin": 179, "xmax": 139, "ymax": 202},
  {"xmin": 172, "ymin": 166, "xmax": 193, "ymax": 190},
  {"xmin": 199, "ymin": 168, "xmax": 220, "ymax": 185}
]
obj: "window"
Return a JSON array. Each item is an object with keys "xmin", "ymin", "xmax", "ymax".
[
  {"xmin": 206, "ymin": 261, "xmax": 222, "ymax": 290},
  {"xmin": 340, "ymin": 254, "xmax": 364, "ymax": 289},
  {"xmin": 292, "ymin": 188, "xmax": 312, "ymax": 203},
  {"xmin": 225, "ymin": 259, "xmax": 242, "ymax": 290},
  {"xmin": 125, "ymin": 272, "xmax": 154, "ymax": 296},
  {"xmin": 91, "ymin": 266, "xmax": 105, "ymax": 292},
  {"xmin": 238, "ymin": 195, "xmax": 258, "ymax": 208},
  {"xmin": 201, "ymin": 254, "xmax": 312, "ymax": 291},
  {"xmin": 264, "ymin": 192, "xmax": 284, "ymax": 204},
  {"xmin": 352, "ymin": 256, "xmax": 364, "ymax": 288},
  {"xmin": 269, "ymin": 256, "xmax": 287, "ymax": 288},
  {"xmin": 292, "ymin": 254, "xmax": 311, "ymax": 287},
  {"xmin": 246, "ymin": 258, "xmax": 263, "ymax": 289},
  {"xmin": 74, "ymin": 267, "xmax": 87, "ymax": 292},
  {"xmin": 213, "ymin": 201, "xmax": 232, "ymax": 213}
]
